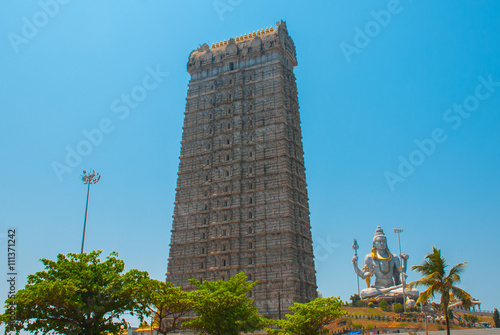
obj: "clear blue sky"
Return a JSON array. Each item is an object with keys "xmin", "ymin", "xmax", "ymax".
[{"xmin": 1, "ymin": 0, "xmax": 499, "ymax": 327}]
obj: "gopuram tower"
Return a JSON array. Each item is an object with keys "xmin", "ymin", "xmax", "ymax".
[{"xmin": 166, "ymin": 21, "xmax": 316, "ymax": 318}]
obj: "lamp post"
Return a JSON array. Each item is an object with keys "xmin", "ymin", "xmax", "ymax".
[
  {"xmin": 393, "ymin": 228, "xmax": 405, "ymax": 313},
  {"xmin": 422, "ymin": 302, "xmax": 429, "ymax": 335},
  {"xmin": 81, "ymin": 170, "xmax": 100, "ymax": 254}
]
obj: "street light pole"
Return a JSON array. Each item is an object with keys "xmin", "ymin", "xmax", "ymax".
[
  {"xmin": 423, "ymin": 303, "xmax": 429, "ymax": 335},
  {"xmin": 394, "ymin": 228, "xmax": 405, "ymax": 313},
  {"xmin": 81, "ymin": 170, "xmax": 100, "ymax": 254}
]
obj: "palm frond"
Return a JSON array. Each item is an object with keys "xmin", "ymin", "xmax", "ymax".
[
  {"xmin": 427, "ymin": 247, "xmax": 447, "ymax": 277},
  {"xmin": 412, "ymin": 247, "xmax": 448, "ymax": 279},
  {"xmin": 416, "ymin": 286, "xmax": 436, "ymax": 305},
  {"xmin": 448, "ymin": 262, "xmax": 468, "ymax": 278},
  {"xmin": 450, "ymin": 287, "xmax": 472, "ymax": 308},
  {"xmin": 407, "ymin": 277, "xmax": 437, "ymax": 290}
]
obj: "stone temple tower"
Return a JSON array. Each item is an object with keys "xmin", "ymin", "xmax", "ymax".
[{"xmin": 166, "ymin": 21, "xmax": 317, "ymax": 318}]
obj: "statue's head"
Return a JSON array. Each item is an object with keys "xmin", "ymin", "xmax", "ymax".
[{"xmin": 372, "ymin": 226, "xmax": 389, "ymax": 251}]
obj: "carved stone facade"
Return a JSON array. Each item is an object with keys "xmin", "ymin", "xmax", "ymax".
[{"xmin": 166, "ymin": 21, "xmax": 317, "ymax": 318}]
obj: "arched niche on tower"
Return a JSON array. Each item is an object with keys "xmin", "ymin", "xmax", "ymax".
[
  {"xmin": 225, "ymin": 38, "xmax": 237, "ymax": 56},
  {"xmin": 250, "ymin": 36, "xmax": 262, "ymax": 51},
  {"xmin": 201, "ymin": 49, "xmax": 213, "ymax": 63}
]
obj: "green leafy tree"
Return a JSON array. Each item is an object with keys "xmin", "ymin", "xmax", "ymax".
[
  {"xmin": 407, "ymin": 247, "xmax": 471, "ymax": 335},
  {"xmin": 183, "ymin": 272, "xmax": 267, "ymax": 335},
  {"xmin": 266, "ymin": 296, "xmax": 346, "ymax": 335},
  {"xmin": 494, "ymin": 308, "xmax": 499, "ymax": 328},
  {"xmin": 0, "ymin": 251, "xmax": 147, "ymax": 335},
  {"xmin": 135, "ymin": 279, "xmax": 191, "ymax": 334}
]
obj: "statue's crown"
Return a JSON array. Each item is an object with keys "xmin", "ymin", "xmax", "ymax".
[{"xmin": 374, "ymin": 226, "xmax": 385, "ymax": 238}]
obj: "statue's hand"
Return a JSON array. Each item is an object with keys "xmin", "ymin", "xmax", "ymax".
[
  {"xmin": 400, "ymin": 253, "xmax": 409, "ymax": 260},
  {"xmin": 352, "ymin": 255, "xmax": 358, "ymax": 264}
]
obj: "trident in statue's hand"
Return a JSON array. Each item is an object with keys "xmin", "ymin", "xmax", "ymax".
[
  {"xmin": 352, "ymin": 238, "xmax": 360, "ymax": 296},
  {"xmin": 352, "ymin": 238, "xmax": 359, "ymax": 263}
]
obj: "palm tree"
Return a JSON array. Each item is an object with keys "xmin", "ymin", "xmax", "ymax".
[{"xmin": 407, "ymin": 247, "xmax": 471, "ymax": 335}]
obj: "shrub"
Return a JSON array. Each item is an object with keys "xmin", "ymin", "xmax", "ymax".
[
  {"xmin": 393, "ymin": 303, "xmax": 404, "ymax": 314},
  {"xmin": 368, "ymin": 302, "xmax": 374, "ymax": 308},
  {"xmin": 350, "ymin": 294, "xmax": 361, "ymax": 306},
  {"xmin": 379, "ymin": 300, "xmax": 388, "ymax": 311},
  {"xmin": 366, "ymin": 324, "xmax": 374, "ymax": 329},
  {"xmin": 464, "ymin": 314, "xmax": 479, "ymax": 324},
  {"xmin": 353, "ymin": 323, "xmax": 363, "ymax": 330}
]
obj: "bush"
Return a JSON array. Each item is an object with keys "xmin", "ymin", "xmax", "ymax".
[
  {"xmin": 464, "ymin": 314, "xmax": 479, "ymax": 324},
  {"xmin": 353, "ymin": 323, "xmax": 363, "ymax": 330},
  {"xmin": 368, "ymin": 302, "xmax": 374, "ymax": 308},
  {"xmin": 350, "ymin": 294, "xmax": 361, "ymax": 306},
  {"xmin": 366, "ymin": 324, "xmax": 374, "ymax": 329},
  {"xmin": 354, "ymin": 300, "xmax": 363, "ymax": 307},
  {"xmin": 393, "ymin": 303, "xmax": 404, "ymax": 313},
  {"xmin": 379, "ymin": 300, "xmax": 388, "ymax": 311}
]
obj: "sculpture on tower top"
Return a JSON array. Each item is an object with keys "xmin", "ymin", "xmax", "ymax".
[{"xmin": 352, "ymin": 226, "xmax": 419, "ymax": 300}]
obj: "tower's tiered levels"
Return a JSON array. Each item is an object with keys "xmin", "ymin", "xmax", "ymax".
[{"xmin": 166, "ymin": 21, "xmax": 317, "ymax": 317}]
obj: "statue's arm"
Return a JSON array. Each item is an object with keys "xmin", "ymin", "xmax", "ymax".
[
  {"xmin": 393, "ymin": 256, "xmax": 402, "ymax": 285},
  {"xmin": 352, "ymin": 255, "xmax": 373, "ymax": 279},
  {"xmin": 393, "ymin": 254, "xmax": 409, "ymax": 284},
  {"xmin": 400, "ymin": 252, "xmax": 409, "ymax": 273}
]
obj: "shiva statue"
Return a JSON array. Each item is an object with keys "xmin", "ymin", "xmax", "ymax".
[{"xmin": 352, "ymin": 226, "xmax": 419, "ymax": 300}]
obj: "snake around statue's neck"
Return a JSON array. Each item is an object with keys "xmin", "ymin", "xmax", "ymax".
[{"xmin": 371, "ymin": 248, "xmax": 392, "ymax": 274}]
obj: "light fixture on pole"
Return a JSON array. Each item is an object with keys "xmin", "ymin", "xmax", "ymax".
[
  {"xmin": 81, "ymin": 170, "xmax": 100, "ymax": 254},
  {"xmin": 393, "ymin": 227, "xmax": 405, "ymax": 313}
]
